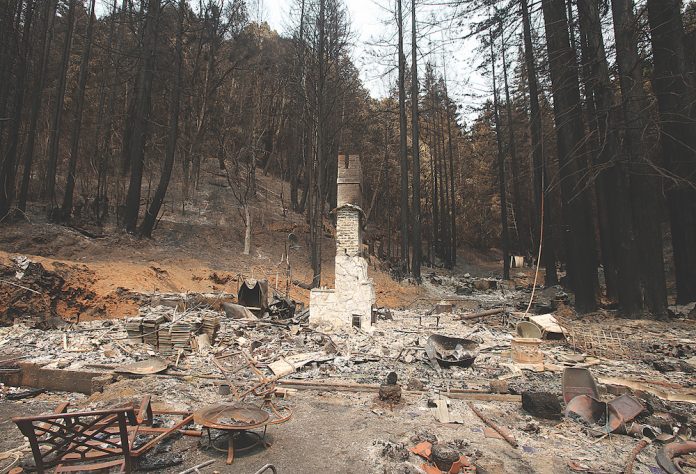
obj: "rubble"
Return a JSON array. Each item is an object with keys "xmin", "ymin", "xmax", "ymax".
[{"xmin": 1, "ymin": 263, "xmax": 695, "ymax": 473}]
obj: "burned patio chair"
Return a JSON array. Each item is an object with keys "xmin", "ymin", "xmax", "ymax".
[
  {"xmin": 13, "ymin": 405, "xmax": 139, "ymax": 473},
  {"xmin": 14, "ymin": 397, "xmax": 198, "ymax": 473}
]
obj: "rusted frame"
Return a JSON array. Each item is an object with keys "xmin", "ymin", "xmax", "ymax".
[
  {"xmin": 130, "ymin": 414, "xmax": 195, "ymax": 457},
  {"xmin": 13, "ymin": 407, "xmax": 135, "ymax": 473}
]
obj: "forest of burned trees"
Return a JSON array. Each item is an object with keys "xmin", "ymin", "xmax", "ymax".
[{"xmin": 0, "ymin": 0, "xmax": 695, "ymax": 319}]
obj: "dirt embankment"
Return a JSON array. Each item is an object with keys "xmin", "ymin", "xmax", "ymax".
[{"xmin": 0, "ymin": 174, "xmax": 430, "ymax": 324}]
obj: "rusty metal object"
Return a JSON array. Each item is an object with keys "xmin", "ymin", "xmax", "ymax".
[
  {"xmin": 565, "ymin": 391, "xmax": 643, "ymax": 435},
  {"xmin": 516, "ymin": 321, "xmax": 542, "ymax": 339},
  {"xmin": 564, "ymin": 395, "xmax": 623, "ymax": 434},
  {"xmin": 564, "ymin": 395, "xmax": 605, "ymax": 424},
  {"xmin": 467, "ymin": 402, "xmax": 518, "ymax": 448},
  {"xmin": 253, "ymin": 464, "xmax": 278, "ymax": 474},
  {"xmin": 13, "ymin": 406, "xmax": 137, "ymax": 473},
  {"xmin": 626, "ymin": 423, "xmax": 660, "ymax": 440},
  {"xmin": 562, "ymin": 368, "xmax": 599, "ymax": 404},
  {"xmin": 194, "ymin": 403, "xmax": 270, "ymax": 430},
  {"xmin": 177, "ymin": 459, "xmax": 215, "ymax": 474},
  {"xmin": 425, "ymin": 335, "xmax": 478, "ymax": 368},
  {"xmin": 625, "ymin": 439, "xmax": 650, "ymax": 474},
  {"xmin": 607, "ymin": 394, "xmax": 643, "ymax": 423},
  {"xmin": 656, "ymin": 440, "xmax": 696, "ymax": 474},
  {"xmin": 115, "ymin": 358, "xmax": 168, "ymax": 375}
]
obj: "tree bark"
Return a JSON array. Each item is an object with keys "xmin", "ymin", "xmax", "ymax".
[
  {"xmin": 139, "ymin": 0, "xmax": 184, "ymax": 238},
  {"xmin": 44, "ymin": 0, "xmax": 76, "ymax": 208},
  {"xmin": 646, "ymin": 0, "xmax": 696, "ymax": 305},
  {"xmin": 521, "ymin": 0, "xmax": 557, "ymax": 285},
  {"xmin": 123, "ymin": 0, "xmax": 161, "ymax": 233},
  {"xmin": 397, "ymin": 0, "xmax": 409, "ymax": 272},
  {"xmin": 611, "ymin": 0, "xmax": 668, "ymax": 318},
  {"xmin": 61, "ymin": 0, "xmax": 96, "ymax": 219},
  {"xmin": 541, "ymin": 0, "xmax": 598, "ymax": 312},
  {"xmin": 491, "ymin": 34, "xmax": 510, "ymax": 281},
  {"xmin": 410, "ymin": 0, "xmax": 422, "ymax": 281},
  {"xmin": 0, "ymin": 0, "xmax": 34, "ymax": 219},
  {"xmin": 501, "ymin": 29, "xmax": 525, "ymax": 256},
  {"xmin": 18, "ymin": 0, "xmax": 57, "ymax": 213},
  {"xmin": 243, "ymin": 204, "xmax": 251, "ymax": 255},
  {"xmin": 444, "ymin": 80, "xmax": 457, "ymax": 266},
  {"xmin": 577, "ymin": 0, "xmax": 643, "ymax": 315}
]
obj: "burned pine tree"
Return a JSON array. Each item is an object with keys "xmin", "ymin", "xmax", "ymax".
[
  {"xmin": 541, "ymin": 0, "xmax": 598, "ymax": 312},
  {"xmin": 646, "ymin": 0, "xmax": 696, "ymax": 305},
  {"xmin": 122, "ymin": 0, "xmax": 161, "ymax": 233},
  {"xmin": 611, "ymin": 0, "xmax": 668, "ymax": 318}
]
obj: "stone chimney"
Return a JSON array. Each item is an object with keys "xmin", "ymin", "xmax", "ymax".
[{"xmin": 309, "ymin": 154, "xmax": 375, "ymax": 331}]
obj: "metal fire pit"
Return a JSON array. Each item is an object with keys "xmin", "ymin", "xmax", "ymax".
[{"xmin": 194, "ymin": 403, "xmax": 271, "ymax": 465}]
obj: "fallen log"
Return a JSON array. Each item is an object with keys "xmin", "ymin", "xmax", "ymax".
[
  {"xmin": 467, "ymin": 401, "xmax": 518, "ymax": 448},
  {"xmin": 276, "ymin": 379, "xmax": 521, "ymax": 402},
  {"xmin": 456, "ymin": 308, "xmax": 505, "ymax": 321}
]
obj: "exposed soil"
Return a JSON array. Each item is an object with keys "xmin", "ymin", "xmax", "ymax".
[{"xmin": 0, "ymin": 174, "xmax": 432, "ymax": 324}]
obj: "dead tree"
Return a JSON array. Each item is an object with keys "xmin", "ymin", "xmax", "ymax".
[
  {"xmin": 611, "ymin": 0, "xmax": 668, "ymax": 318},
  {"xmin": 646, "ymin": 0, "xmax": 696, "ymax": 305},
  {"xmin": 520, "ymin": 0, "xmax": 557, "ymax": 285},
  {"xmin": 61, "ymin": 0, "xmax": 97, "ymax": 219},
  {"xmin": 576, "ymin": 0, "xmax": 642, "ymax": 315},
  {"xmin": 44, "ymin": 0, "xmax": 76, "ymax": 209},
  {"xmin": 397, "ymin": 0, "xmax": 410, "ymax": 273},
  {"xmin": 122, "ymin": 0, "xmax": 161, "ymax": 233},
  {"xmin": 18, "ymin": 0, "xmax": 57, "ymax": 213},
  {"xmin": 139, "ymin": 0, "xmax": 185, "ymax": 238},
  {"xmin": 541, "ymin": 0, "xmax": 598, "ymax": 312},
  {"xmin": 0, "ymin": 0, "xmax": 34, "ymax": 219},
  {"xmin": 410, "ymin": 0, "xmax": 422, "ymax": 281},
  {"xmin": 490, "ymin": 32, "xmax": 510, "ymax": 280}
]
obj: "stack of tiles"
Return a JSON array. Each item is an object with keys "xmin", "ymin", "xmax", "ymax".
[
  {"xmin": 125, "ymin": 318, "xmax": 144, "ymax": 342},
  {"xmin": 158, "ymin": 327, "xmax": 173, "ymax": 355},
  {"xmin": 201, "ymin": 314, "xmax": 220, "ymax": 343},
  {"xmin": 142, "ymin": 314, "xmax": 166, "ymax": 347}
]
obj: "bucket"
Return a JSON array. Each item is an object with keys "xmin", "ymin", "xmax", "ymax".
[{"xmin": 511, "ymin": 337, "xmax": 543, "ymax": 364}]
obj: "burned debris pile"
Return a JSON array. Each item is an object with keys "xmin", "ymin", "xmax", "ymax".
[
  {"xmin": 0, "ymin": 256, "xmax": 93, "ymax": 329},
  {"xmin": 1, "ymin": 269, "xmax": 695, "ymax": 473}
]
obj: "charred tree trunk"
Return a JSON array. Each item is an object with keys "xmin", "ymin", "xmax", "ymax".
[
  {"xmin": 577, "ymin": 0, "xmax": 642, "ymax": 315},
  {"xmin": 18, "ymin": 0, "xmax": 57, "ymax": 213},
  {"xmin": 44, "ymin": 0, "xmax": 76, "ymax": 208},
  {"xmin": 521, "ymin": 0, "xmax": 557, "ymax": 285},
  {"xmin": 410, "ymin": 0, "xmax": 422, "ymax": 281},
  {"xmin": 612, "ymin": 0, "xmax": 668, "ymax": 318},
  {"xmin": 491, "ymin": 35, "xmax": 510, "ymax": 280},
  {"xmin": 123, "ymin": 0, "xmax": 161, "ymax": 233},
  {"xmin": 444, "ymin": 81, "xmax": 457, "ymax": 266},
  {"xmin": 61, "ymin": 0, "xmax": 96, "ymax": 219},
  {"xmin": 0, "ymin": 0, "xmax": 34, "ymax": 219},
  {"xmin": 139, "ymin": 0, "xmax": 184, "ymax": 238},
  {"xmin": 501, "ymin": 29, "xmax": 525, "ymax": 256},
  {"xmin": 397, "ymin": 0, "xmax": 410, "ymax": 273},
  {"xmin": 541, "ymin": 0, "xmax": 598, "ymax": 312},
  {"xmin": 646, "ymin": 0, "xmax": 696, "ymax": 305}
]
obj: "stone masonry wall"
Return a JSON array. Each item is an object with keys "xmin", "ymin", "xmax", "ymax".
[{"xmin": 336, "ymin": 207, "xmax": 361, "ymax": 256}]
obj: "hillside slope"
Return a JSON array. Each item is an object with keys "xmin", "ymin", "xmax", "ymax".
[{"xmin": 0, "ymin": 173, "xmax": 425, "ymax": 322}]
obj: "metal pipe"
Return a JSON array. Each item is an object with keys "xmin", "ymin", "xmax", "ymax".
[
  {"xmin": 177, "ymin": 459, "xmax": 215, "ymax": 474},
  {"xmin": 253, "ymin": 464, "xmax": 278, "ymax": 474}
]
